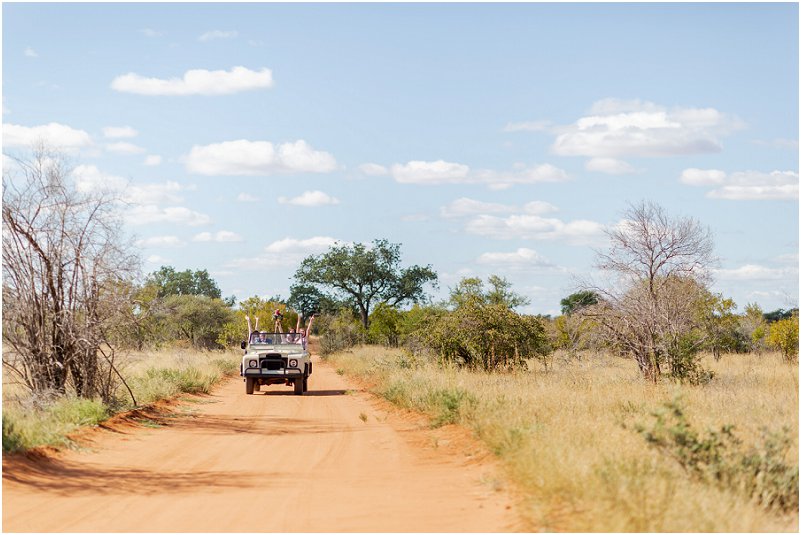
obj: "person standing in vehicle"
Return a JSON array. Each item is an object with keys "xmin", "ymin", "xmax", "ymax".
[{"xmin": 296, "ymin": 313, "xmax": 315, "ymax": 350}]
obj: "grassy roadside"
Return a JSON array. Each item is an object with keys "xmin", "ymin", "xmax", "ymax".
[
  {"xmin": 2, "ymin": 348, "xmax": 241, "ymax": 453},
  {"xmin": 326, "ymin": 346, "xmax": 799, "ymax": 532}
]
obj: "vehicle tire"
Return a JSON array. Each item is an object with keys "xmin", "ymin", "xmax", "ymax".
[
  {"xmin": 246, "ymin": 377, "xmax": 255, "ymax": 395},
  {"xmin": 254, "ymin": 382, "xmax": 260, "ymax": 392},
  {"xmin": 303, "ymin": 376, "xmax": 309, "ymax": 392},
  {"xmin": 293, "ymin": 378, "xmax": 304, "ymax": 395}
]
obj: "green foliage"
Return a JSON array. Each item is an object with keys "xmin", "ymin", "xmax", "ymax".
[
  {"xmin": 368, "ymin": 303, "xmax": 403, "ymax": 346},
  {"xmin": 317, "ymin": 310, "xmax": 367, "ymax": 356},
  {"xmin": 2, "ymin": 416, "xmax": 24, "ymax": 452},
  {"xmin": 294, "ymin": 239, "xmax": 438, "ymax": 329},
  {"xmin": 763, "ymin": 308, "xmax": 799, "ymax": 324},
  {"xmin": 146, "ymin": 266, "xmax": 222, "ymax": 299},
  {"xmin": 426, "ymin": 387, "xmax": 477, "ymax": 427},
  {"xmin": 664, "ymin": 334, "xmax": 715, "ymax": 385},
  {"xmin": 288, "ymin": 283, "xmax": 341, "ymax": 318},
  {"xmin": 636, "ymin": 398, "xmax": 798, "ymax": 512},
  {"xmin": 449, "ymin": 275, "xmax": 530, "ymax": 310},
  {"xmin": 161, "ymin": 295, "xmax": 236, "ymax": 349},
  {"xmin": 2, "ymin": 397, "xmax": 109, "ymax": 451},
  {"xmin": 419, "ymin": 298, "xmax": 549, "ymax": 371},
  {"xmin": 560, "ymin": 290, "xmax": 599, "ymax": 315},
  {"xmin": 768, "ymin": 314, "xmax": 799, "ymax": 362}
]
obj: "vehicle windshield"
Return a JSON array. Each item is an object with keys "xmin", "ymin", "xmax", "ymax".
[{"xmin": 249, "ymin": 332, "xmax": 302, "ymax": 345}]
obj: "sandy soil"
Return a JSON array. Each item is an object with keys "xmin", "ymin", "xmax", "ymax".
[{"xmin": 3, "ymin": 353, "xmax": 519, "ymax": 532}]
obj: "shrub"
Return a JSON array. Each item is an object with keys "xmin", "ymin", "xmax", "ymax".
[
  {"xmin": 768, "ymin": 315, "xmax": 799, "ymax": 363},
  {"xmin": 636, "ymin": 398, "xmax": 798, "ymax": 512},
  {"xmin": 416, "ymin": 298, "xmax": 549, "ymax": 371},
  {"xmin": 318, "ymin": 310, "xmax": 367, "ymax": 356}
]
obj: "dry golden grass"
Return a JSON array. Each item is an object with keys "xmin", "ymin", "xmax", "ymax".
[
  {"xmin": 327, "ymin": 347, "xmax": 799, "ymax": 532},
  {"xmin": 2, "ymin": 347, "xmax": 240, "ymax": 451}
]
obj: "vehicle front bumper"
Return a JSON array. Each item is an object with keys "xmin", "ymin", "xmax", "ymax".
[{"xmin": 241, "ymin": 368, "xmax": 304, "ymax": 378}]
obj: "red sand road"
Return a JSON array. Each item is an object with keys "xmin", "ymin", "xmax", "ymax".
[{"xmin": 3, "ymin": 355, "xmax": 518, "ymax": 532}]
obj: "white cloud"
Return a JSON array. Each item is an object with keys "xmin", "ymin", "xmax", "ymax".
[
  {"xmin": 185, "ymin": 139, "xmax": 337, "ymax": 176},
  {"xmin": 751, "ymin": 138, "xmax": 799, "ymax": 150},
  {"xmin": 111, "ymin": 66, "xmax": 273, "ymax": 96},
  {"xmin": 126, "ymin": 205, "xmax": 211, "ymax": 227},
  {"xmin": 227, "ymin": 236, "xmax": 340, "ymax": 269},
  {"xmin": 683, "ymin": 168, "xmax": 799, "ymax": 200},
  {"xmin": 441, "ymin": 198, "xmax": 558, "ymax": 219},
  {"xmin": 146, "ymin": 254, "xmax": 170, "ymax": 264},
  {"xmin": 198, "ymin": 30, "xmax": 238, "ymax": 42},
  {"xmin": 72, "ymin": 165, "xmax": 190, "ymax": 205},
  {"xmin": 552, "ymin": 99, "xmax": 741, "ymax": 158},
  {"xmin": 466, "ymin": 213, "xmax": 605, "ymax": 245},
  {"xmin": 237, "ymin": 192, "xmax": 260, "ymax": 202},
  {"xmin": 24, "ymin": 47, "xmax": 38, "ymax": 58},
  {"xmin": 389, "ymin": 160, "xmax": 569, "ymax": 188},
  {"xmin": 264, "ymin": 236, "xmax": 339, "ymax": 254},
  {"xmin": 401, "ymin": 213, "xmax": 429, "ymax": 222},
  {"xmin": 72, "ymin": 164, "xmax": 128, "ymax": 192},
  {"xmin": 391, "ymin": 160, "xmax": 469, "ymax": 184},
  {"xmin": 136, "ymin": 235, "xmax": 185, "ymax": 248},
  {"xmin": 144, "ymin": 155, "xmax": 162, "ymax": 166},
  {"xmin": 503, "ymin": 120, "xmax": 552, "ymax": 132},
  {"xmin": 3, "ymin": 122, "xmax": 92, "ymax": 151},
  {"xmin": 477, "ymin": 247, "xmax": 554, "ymax": 268},
  {"xmin": 523, "ymin": 201, "xmax": 559, "ymax": 215},
  {"xmin": 358, "ymin": 163, "xmax": 388, "ymax": 176},
  {"xmin": 192, "ymin": 230, "xmax": 243, "ymax": 242},
  {"xmin": 127, "ymin": 181, "xmax": 190, "ymax": 205},
  {"xmin": 706, "ymin": 170, "xmax": 798, "ymax": 201},
  {"xmin": 278, "ymin": 190, "xmax": 340, "ymax": 207},
  {"xmin": 680, "ymin": 168, "xmax": 726, "ymax": 186},
  {"xmin": 585, "ymin": 157, "xmax": 638, "ymax": 175},
  {"xmin": 715, "ymin": 264, "xmax": 794, "ymax": 281},
  {"xmin": 140, "ymin": 29, "xmax": 165, "ymax": 38},
  {"xmin": 103, "ymin": 126, "xmax": 138, "ymax": 138},
  {"xmin": 106, "ymin": 141, "xmax": 146, "ymax": 155},
  {"xmin": 441, "ymin": 198, "xmax": 515, "ymax": 218}
]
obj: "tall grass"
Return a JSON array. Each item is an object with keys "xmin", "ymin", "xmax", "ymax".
[
  {"xmin": 2, "ymin": 348, "xmax": 240, "ymax": 452},
  {"xmin": 326, "ymin": 347, "xmax": 799, "ymax": 532}
]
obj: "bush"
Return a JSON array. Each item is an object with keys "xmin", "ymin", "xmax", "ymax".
[
  {"xmin": 318, "ymin": 310, "xmax": 367, "ymax": 356},
  {"xmin": 636, "ymin": 398, "xmax": 798, "ymax": 512},
  {"xmin": 415, "ymin": 298, "xmax": 549, "ymax": 371},
  {"xmin": 768, "ymin": 315, "xmax": 799, "ymax": 363}
]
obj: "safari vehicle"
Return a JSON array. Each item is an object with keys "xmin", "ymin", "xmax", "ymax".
[{"xmin": 240, "ymin": 332, "xmax": 312, "ymax": 395}]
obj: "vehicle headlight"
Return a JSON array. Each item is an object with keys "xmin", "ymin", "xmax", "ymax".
[
  {"xmin": 248, "ymin": 359, "xmax": 258, "ymax": 368},
  {"xmin": 289, "ymin": 359, "xmax": 298, "ymax": 368}
]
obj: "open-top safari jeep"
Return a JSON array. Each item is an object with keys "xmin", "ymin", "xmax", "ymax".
[{"xmin": 239, "ymin": 332, "xmax": 312, "ymax": 395}]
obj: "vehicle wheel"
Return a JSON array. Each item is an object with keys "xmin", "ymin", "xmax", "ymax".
[
  {"xmin": 246, "ymin": 377, "xmax": 255, "ymax": 395},
  {"xmin": 293, "ymin": 378, "xmax": 304, "ymax": 395},
  {"xmin": 254, "ymin": 382, "xmax": 260, "ymax": 392},
  {"xmin": 303, "ymin": 376, "xmax": 309, "ymax": 392}
]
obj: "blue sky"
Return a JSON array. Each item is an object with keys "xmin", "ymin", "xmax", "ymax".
[{"xmin": 3, "ymin": 2, "xmax": 798, "ymax": 315}]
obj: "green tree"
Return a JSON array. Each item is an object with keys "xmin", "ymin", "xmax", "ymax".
[
  {"xmin": 294, "ymin": 239, "xmax": 437, "ymax": 329},
  {"xmin": 695, "ymin": 290, "xmax": 742, "ymax": 359},
  {"xmin": 160, "ymin": 295, "xmax": 236, "ymax": 349},
  {"xmin": 560, "ymin": 291, "xmax": 599, "ymax": 315},
  {"xmin": 368, "ymin": 303, "xmax": 403, "ymax": 346},
  {"xmin": 146, "ymin": 266, "xmax": 222, "ymax": 299},
  {"xmin": 449, "ymin": 275, "xmax": 529, "ymax": 310}
]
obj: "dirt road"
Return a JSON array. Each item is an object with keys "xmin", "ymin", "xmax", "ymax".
[{"xmin": 3, "ymin": 354, "xmax": 518, "ymax": 532}]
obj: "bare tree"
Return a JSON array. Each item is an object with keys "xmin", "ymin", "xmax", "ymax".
[
  {"xmin": 2, "ymin": 143, "xmax": 138, "ymax": 403},
  {"xmin": 583, "ymin": 201, "xmax": 717, "ymax": 383}
]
